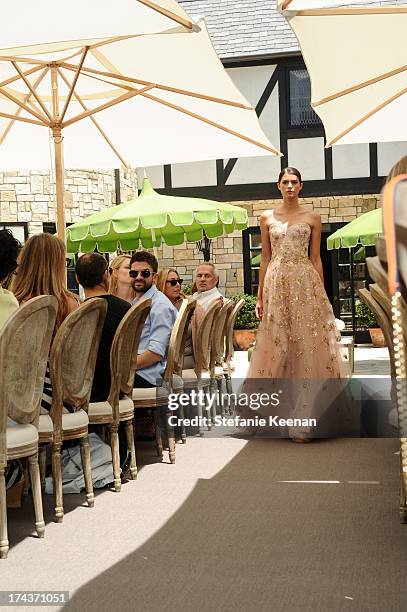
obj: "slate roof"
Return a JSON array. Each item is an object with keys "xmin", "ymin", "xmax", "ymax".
[
  {"xmin": 179, "ymin": 0, "xmax": 407, "ymax": 60},
  {"xmin": 178, "ymin": 0, "xmax": 299, "ymax": 60}
]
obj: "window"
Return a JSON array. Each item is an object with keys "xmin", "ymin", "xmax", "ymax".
[
  {"xmin": 0, "ymin": 223, "xmax": 27, "ymax": 244},
  {"xmin": 289, "ymin": 69, "xmax": 322, "ymax": 129}
]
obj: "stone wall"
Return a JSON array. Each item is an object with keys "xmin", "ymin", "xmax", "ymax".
[
  {"xmin": 0, "ymin": 168, "xmax": 137, "ymax": 236},
  {"xmin": 151, "ymin": 193, "xmax": 381, "ymax": 296},
  {"xmin": 0, "ymin": 182, "xmax": 380, "ymax": 296}
]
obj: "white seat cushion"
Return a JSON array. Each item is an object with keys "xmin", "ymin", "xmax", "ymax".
[
  {"xmin": 6, "ymin": 420, "xmax": 38, "ymax": 450},
  {"xmin": 181, "ymin": 369, "xmax": 210, "ymax": 381},
  {"xmin": 89, "ymin": 396, "xmax": 134, "ymax": 419},
  {"xmin": 214, "ymin": 365, "xmax": 224, "ymax": 377},
  {"xmin": 39, "ymin": 414, "xmax": 53, "ymax": 434},
  {"xmin": 340, "ymin": 337, "xmax": 354, "ymax": 346},
  {"xmin": 132, "ymin": 375, "xmax": 183, "ymax": 402},
  {"xmin": 38, "ymin": 409, "xmax": 89, "ymax": 436}
]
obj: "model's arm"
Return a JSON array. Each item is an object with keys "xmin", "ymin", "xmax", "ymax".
[
  {"xmin": 255, "ymin": 212, "xmax": 272, "ymax": 320},
  {"xmin": 309, "ymin": 213, "xmax": 324, "ymax": 283}
]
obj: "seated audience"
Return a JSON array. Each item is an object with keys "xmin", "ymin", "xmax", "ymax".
[
  {"xmin": 0, "ymin": 229, "xmax": 20, "ymax": 330},
  {"xmin": 130, "ymin": 252, "xmax": 177, "ymax": 388},
  {"xmin": 156, "ymin": 267, "xmax": 185, "ymax": 309},
  {"xmin": 186, "ymin": 263, "xmax": 224, "ymax": 369},
  {"xmin": 11, "ymin": 233, "xmax": 79, "ymax": 413},
  {"xmin": 193, "ymin": 263, "xmax": 224, "ymax": 310},
  {"xmin": 75, "ymin": 253, "xmax": 131, "ymax": 402},
  {"xmin": 108, "ymin": 254, "xmax": 134, "ymax": 303}
]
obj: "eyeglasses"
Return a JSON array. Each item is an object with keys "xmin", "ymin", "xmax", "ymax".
[
  {"xmin": 129, "ymin": 269, "xmax": 152, "ymax": 279},
  {"xmin": 166, "ymin": 278, "xmax": 183, "ymax": 286}
]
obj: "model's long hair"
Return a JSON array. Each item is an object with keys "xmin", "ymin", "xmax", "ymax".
[
  {"xmin": 156, "ymin": 267, "xmax": 185, "ymax": 299},
  {"xmin": 108, "ymin": 254, "xmax": 134, "ymax": 297},
  {"xmin": 11, "ymin": 233, "xmax": 76, "ymax": 329}
]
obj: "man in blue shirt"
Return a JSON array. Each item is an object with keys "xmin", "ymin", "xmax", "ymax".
[{"xmin": 130, "ymin": 251, "xmax": 177, "ymax": 388}]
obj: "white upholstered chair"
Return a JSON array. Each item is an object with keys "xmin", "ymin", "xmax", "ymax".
[
  {"xmin": 38, "ymin": 298, "xmax": 107, "ymax": 523},
  {"xmin": 132, "ymin": 296, "xmax": 196, "ymax": 462},
  {"xmin": 88, "ymin": 299, "xmax": 151, "ymax": 491},
  {"xmin": 181, "ymin": 299, "xmax": 222, "ymax": 435},
  {"xmin": 0, "ymin": 296, "xmax": 57, "ymax": 559}
]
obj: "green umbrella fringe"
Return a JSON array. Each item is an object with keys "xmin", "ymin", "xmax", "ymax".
[{"xmin": 67, "ymin": 211, "xmax": 247, "ymax": 242}]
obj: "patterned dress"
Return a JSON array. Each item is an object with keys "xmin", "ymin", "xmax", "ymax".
[{"xmin": 242, "ymin": 215, "xmax": 349, "ymax": 437}]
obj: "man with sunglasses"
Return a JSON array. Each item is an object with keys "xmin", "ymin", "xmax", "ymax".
[{"xmin": 130, "ymin": 251, "xmax": 177, "ymax": 389}]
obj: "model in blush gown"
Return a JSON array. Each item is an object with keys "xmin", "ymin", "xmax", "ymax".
[{"xmin": 240, "ymin": 168, "xmax": 350, "ymax": 440}]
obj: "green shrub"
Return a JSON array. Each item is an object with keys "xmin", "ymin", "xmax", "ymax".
[
  {"xmin": 182, "ymin": 282, "xmax": 194, "ymax": 296},
  {"xmin": 230, "ymin": 293, "xmax": 259, "ymax": 330},
  {"xmin": 355, "ymin": 299, "xmax": 377, "ymax": 329}
]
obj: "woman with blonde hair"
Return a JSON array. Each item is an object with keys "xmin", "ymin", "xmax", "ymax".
[
  {"xmin": 11, "ymin": 233, "xmax": 79, "ymax": 413},
  {"xmin": 156, "ymin": 267, "xmax": 185, "ymax": 309},
  {"xmin": 108, "ymin": 254, "xmax": 134, "ymax": 302}
]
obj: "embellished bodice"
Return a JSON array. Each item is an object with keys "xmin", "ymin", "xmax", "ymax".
[{"xmin": 269, "ymin": 222, "xmax": 311, "ymax": 266}]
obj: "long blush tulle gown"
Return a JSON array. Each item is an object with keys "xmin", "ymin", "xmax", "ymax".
[{"xmin": 241, "ymin": 213, "xmax": 350, "ymax": 438}]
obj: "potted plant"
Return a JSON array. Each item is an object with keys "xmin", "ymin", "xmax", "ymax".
[
  {"xmin": 230, "ymin": 293, "xmax": 259, "ymax": 350},
  {"xmin": 355, "ymin": 299, "xmax": 386, "ymax": 347}
]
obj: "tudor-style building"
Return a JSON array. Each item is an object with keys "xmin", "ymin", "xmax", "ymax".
[
  {"xmin": 138, "ymin": 0, "xmax": 405, "ymax": 337},
  {"xmin": 1, "ymin": 1, "xmax": 405, "ymax": 337}
]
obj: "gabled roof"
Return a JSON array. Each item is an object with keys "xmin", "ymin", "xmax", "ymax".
[
  {"xmin": 179, "ymin": 0, "xmax": 299, "ymax": 60},
  {"xmin": 179, "ymin": 0, "xmax": 407, "ymax": 60}
]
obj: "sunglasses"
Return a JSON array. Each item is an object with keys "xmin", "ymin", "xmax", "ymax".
[
  {"xmin": 166, "ymin": 278, "xmax": 183, "ymax": 286},
  {"xmin": 129, "ymin": 269, "xmax": 152, "ymax": 279}
]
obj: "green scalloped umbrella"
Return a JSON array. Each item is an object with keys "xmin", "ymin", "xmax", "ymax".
[
  {"xmin": 327, "ymin": 207, "xmax": 382, "ymax": 250},
  {"xmin": 66, "ymin": 178, "xmax": 248, "ymax": 252}
]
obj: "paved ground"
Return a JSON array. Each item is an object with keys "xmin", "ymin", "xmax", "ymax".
[{"xmin": 2, "ymin": 346, "xmax": 403, "ymax": 612}]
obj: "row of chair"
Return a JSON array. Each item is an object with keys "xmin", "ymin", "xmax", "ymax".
[{"xmin": 0, "ymin": 292, "xmax": 244, "ymax": 558}]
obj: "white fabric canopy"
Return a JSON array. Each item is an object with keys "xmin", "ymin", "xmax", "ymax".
[
  {"xmin": 0, "ymin": 13, "xmax": 279, "ymax": 169},
  {"xmin": 0, "ymin": 0, "xmax": 280, "ymax": 236},
  {"xmin": 279, "ymin": 0, "xmax": 407, "ymax": 146},
  {"xmin": 1, "ymin": 0, "xmax": 194, "ymax": 52}
]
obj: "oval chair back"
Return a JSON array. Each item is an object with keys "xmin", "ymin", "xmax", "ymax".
[
  {"xmin": 49, "ymin": 298, "xmax": 107, "ymax": 435},
  {"xmin": 224, "ymin": 298, "xmax": 245, "ymax": 368},
  {"xmin": 165, "ymin": 296, "xmax": 196, "ymax": 382},
  {"xmin": 194, "ymin": 299, "xmax": 222, "ymax": 374},
  {"xmin": 0, "ymin": 296, "xmax": 57, "ymax": 462},
  {"xmin": 359, "ymin": 288, "xmax": 395, "ymax": 376},
  {"xmin": 211, "ymin": 299, "xmax": 233, "ymax": 370},
  {"xmin": 108, "ymin": 298, "xmax": 151, "ymax": 408}
]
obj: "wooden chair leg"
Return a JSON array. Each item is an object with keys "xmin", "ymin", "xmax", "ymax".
[
  {"xmin": 80, "ymin": 436, "xmax": 94, "ymax": 508},
  {"xmin": 23, "ymin": 460, "xmax": 30, "ymax": 497},
  {"xmin": 52, "ymin": 442, "xmax": 64, "ymax": 523},
  {"xmin": 400, "ymin": 439, "xmax": 407, "ymax": 523},
  {"xmin": 153, "ymin": 410, "xmax": 163, "ymax": 459},
  {"xmin": 28, "ymin": 454, "xmax": 45, "ymax": 539},
  {"xmin": 39, "ymin": 446, "xmax": 47, "ymax": 492},
  {"xmin": 125, "ymin": 420, "xmax": 137, "ymax": 480},
  {"xmin": 178, "ymin": 404, "xmax": 187, "ymax": 444},
  {"xmin": 197, "ymin": 382, "xmax": 204, "ymax": 437},
  {"xmin": 110, "ymin": 424, "xmax": 121, "ymax": 493},
  {"xmin": 225, "ymin": 374, "xmax": 234, "ymax": 415},
  {"xmin": 0, "ymin": 467, "xmax": 9, "ymax": 559},
  {"xmin": 165, "ymin": 408, "xmax": 176, "ymax": 464}
]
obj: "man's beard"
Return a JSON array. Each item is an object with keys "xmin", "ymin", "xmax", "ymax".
[{"xmin": 132, "ymin": 281, "xmax": 152, "ymax": 294}]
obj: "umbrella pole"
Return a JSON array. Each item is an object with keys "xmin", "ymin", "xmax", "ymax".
[
  {"xmin": 53, "ymin": 126, "xmax": 65, "ymax": 241},
  {"xmin": 51, "ymin": 65, "xmax": 65, "ymax": 241}
]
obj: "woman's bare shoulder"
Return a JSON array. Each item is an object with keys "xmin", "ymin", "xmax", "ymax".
[{"xmin": 259, "ymin": 209, "xmax": 275, "ymax": 224}]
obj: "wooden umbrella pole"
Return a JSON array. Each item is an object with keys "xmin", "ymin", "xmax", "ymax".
[
  {"xmin": 53, "ymin": 125, "xmax": 65, "ymax": 241},
  {"xmin": 51, "ymin": 65, "xmax": 65, "ymax": 241}
]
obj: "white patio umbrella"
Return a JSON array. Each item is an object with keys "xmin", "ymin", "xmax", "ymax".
[
  {"xmin": 0, "ymin": 0, "xmax": 280, "ymax": 238},
  {"xmin": 278, "ymin": 0, "xmax": 407, "ymax": 146}
]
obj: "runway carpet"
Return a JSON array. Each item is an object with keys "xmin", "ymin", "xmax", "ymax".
[{"xmin": 2, "ymin": 436, "xmax": 407, "ymax": 612}]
